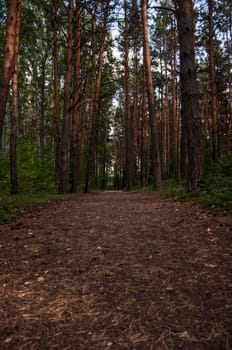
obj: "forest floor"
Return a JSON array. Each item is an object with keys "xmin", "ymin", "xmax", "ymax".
[{"xmin": 0, "ymin": 191, "xmax": 232, "ymax": 350}]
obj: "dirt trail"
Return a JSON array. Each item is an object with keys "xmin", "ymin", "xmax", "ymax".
[{"xmin": 0, "ymin": 191, "xmax": 231, "ymax": 349}]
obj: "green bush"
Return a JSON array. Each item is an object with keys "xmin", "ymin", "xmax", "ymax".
[
  {"xmin": 0, "ymin": 154, "xmax": 10, "ymax": 193},
  {"xmin": 0, "ymin": 139, "xmax": 56, "ymax": 194},
  {"xmin": 203, "ymin": 155, "xmax": 232, "ymax": 207},
  {"xmin": 17, "ymin": 139, "xmax": 56, "ymax": 192}
]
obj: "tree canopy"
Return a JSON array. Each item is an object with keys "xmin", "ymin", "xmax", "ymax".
[{"xmin": 0, "ymin": 0, "xmax": 231, "ymax": 195}]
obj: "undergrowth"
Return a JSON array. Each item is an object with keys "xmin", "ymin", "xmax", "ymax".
[
  {"xmin": 0, "ymin": 192, "xmax": 76, "ymax": 223},
  {"xmin": 1, "ymin": 153, "xmax": 231, "ymax": 223},
  {"xmin": 162, "ymin": 156, "xmax": 232, "ymax": 212}
]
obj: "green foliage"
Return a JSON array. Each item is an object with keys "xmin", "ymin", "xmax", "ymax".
[
  {"xmin": 162, "ymin": 179, "xmax": 188, "ymax": 199},
  {"xmin": 162, "ymin": 155, "xmax": 232, "ymax": 211},
  {"xmin": 0, "ymin": 154, "xmax": 10, "ymax": 192},
  {"xmin": 201, "ymin": 155, "xmax": 232, "ymax": 209},
  {"xmin": 16, "ymin": 139, "xmax": 55, "ymax": 192},
  {"xmin": 0, "ymin": 139, "xmax": 56, "ymax": 194},
  {"xmin": 0, "ymin": 134, "xmax": 81, "ymax": 222},
  {"xmin": 0, "ymin": 192, "xmax": 76, "ymax": 223}
]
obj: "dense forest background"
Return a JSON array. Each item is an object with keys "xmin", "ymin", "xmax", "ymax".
[{"xmin": 0, "ymin": 0, "xmax": 232, "ymax": 203}]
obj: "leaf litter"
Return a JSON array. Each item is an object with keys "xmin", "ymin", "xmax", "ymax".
[{"xmin": 0, "ymin": 191, "xmax": 231, "ymax": 349}]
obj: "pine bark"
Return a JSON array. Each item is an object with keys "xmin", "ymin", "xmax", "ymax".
[
  {"xmin": 140, "ymin": 67, "xmax": 148, "ymax": 187},
  {"xmin": 39, "ymin": 58, "xmax": 47, "ymax": 155},
  {"xmin": 141, "ymin": 0, "xmax": 162, "ymax": 191},
  {"xmin": 0, "ymin": 0, "xmax": 18, "ymax": 150},
  {"xmin": 10, "ymin": 0, "xmax": 21, "ymax": 194},
  {"xmin": 170, "ymin": 24, "xmax": 180, "ymax": 178},
  {"xmin": 131, "ymin": 52, "xmax": 139, "ymax": 187},
  {"xmin": 175, "ymin": 0, "xmax": 204, "ymax": 191},
  {"xmin": 58, "ymin": 0, "xmax": 73, "ymax": 193},
  {"xmin": 85, "ymin": 1, "xmax": 109, "ymax": 193},
  {"xmin": 53, "ymin": 0, "xmax": 61, "ymax": 182},
  {"xmin": 208, "ymin": 0, "xmax": 219, "ymax": 162},
  {"xmin": 162, "ymin": 36, "xmax": 170, "ymax": 179},
  {"xmin": 123, "ymin": 0, "xmax": 131, "ymax": 190},
  {"xmin": 85, "ymin": 5, "xmax": 97, "ymax": 193},
  {"xmin": 71, "ymin": 0, "xmax": 81, "ymax": 193}
]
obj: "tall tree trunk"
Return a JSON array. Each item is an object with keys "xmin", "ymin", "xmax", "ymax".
[
  {"xmin": 140, "ymin": 67, "xmax": 148, "ymax": 187},
  {"xmin": 208, "ymin": 0, "xmax": 219, "ymax": 162},
  {"xmin": 141, "ymin": 0, "xmax": 162, "ymax": 191},
  {"xmin": 162, "ymin": 35, "xmax": 170, "ymax": 179},
  {"xmin": 58, "ymin": 0, "xmax": 73, "ymax": 193},
  {"xmin": 85, "ymin": 1, "xmax": 109, "ymax": 193},
  {"xmin": 100, "ymin": 111, "xmax": 110, "ymax": 190},
  {"xmin": 123, "ymin": 0, "xmax": 131, "ymax": 190},
  {"xmin": 71, "ymin": 0, "xmax": 81, "ymax": 193},
  {"xmin": 39, "ymin": 59, "xmax": 47, "ymax": 155},
  {"xmin": 85, "ymin": 3, "xmax": 97, "ymax": 193},
  {"xmin": 170, "ymin": 23, "xmax": 180, "ymax": 178},
  {"xmin": 10, "ymin": 0, "xmax": 21, "ymax": 194},
  {"xmin": 0, "ymin": 0, "xmax": 18, "ymax": 150},
  {"xmin": 53, "ymin": 0, "xmax": 61, "ymax": 182},
  {"xmin": 175, "ymin": 0, "xmax": 204, "ymax": 191},
  {"xmin": 228, "ymin": 47, "xmax": 232, "ymax": 153},
  {"xmin": 227, "ymin": 11, "xmax": 232, "ymax": 153},
  {"xmin": 131, "ymin": 52, "xmax": 139, "ymax": 187}
]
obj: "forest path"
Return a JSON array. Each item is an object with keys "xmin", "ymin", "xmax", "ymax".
[{"xmin": 0, "ymin": 191, "xmax": 231, "ymax": 350}]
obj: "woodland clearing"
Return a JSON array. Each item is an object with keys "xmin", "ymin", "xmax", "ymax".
[{"xmin": 0, "ymin": 191, "xmax": 231, "ymax": 349}]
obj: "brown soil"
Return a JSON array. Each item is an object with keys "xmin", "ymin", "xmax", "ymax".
[{"xmin": 0, "ymin": 191, "xmax": 232, "ymax": 350}]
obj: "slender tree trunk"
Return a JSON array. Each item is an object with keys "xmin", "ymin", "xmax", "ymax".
[
  {"xmin": 0, "ymin": 0, "xmax": 18, "ymax": 150},
  {"xmin": 39, "ymin": 59, "xmax": 47, "ymax": 155},
  {"xmin": 100, "ymin": 111, "xmax": 110, "ymax": 190},
  {"xmin": 58, "ymin": 0, "xmax": 73, "ymax": 193},
  {"xmin": 85, "ymin": 4, "xmax": 97, "ymax": 193},
  {"xmin": 140, "ymin": 67, "xmax": 147, "ymax": 187},
  {"xmin": 141, "ymin": 0, "xmax": 162, "ymax": 191},
  {"xmin": 85, "ymin": 1, "xmax": 109, "ymax": 193},
  {"xmin": 53, "ymin": 0, "xmax": 61, "ymax": 182},
  {"xmin": 228, "ymin": 54, "xmax": 232, "ymax": 153},
  {"xmin": 175, "ymin": 0, "xmax": 204, "ymax": 191},
  {"xmin": 10, "ymin": 0, "xmax": 21, "ymax": 194},
  {"xmin": 170, "ymin": 24, "xmax": 179, "ymax": 178},
  {"xmin": 113, "ymin": 127, "xmax": 121, "ymax": 190},
  {"xmin": 123, "ymin": 0, "xmax": 131, "ymax": 190},
  {"xmin": 131, "ymin": 52, "xmax": 139, "ymax": 186},
  {"xmin": 71, "ymin": 0, "xmax": 81, "ymax": 193},
  {"xmin": 208, "ymin": 0, "xmax": 219, "ymax": 162},
  {"xmin": 227, "ymin": 14, "xmax": 232, "ymax": 153},
  {"xmin": 85, "ymin": 4, "xmax": 97, "ymax": 192},
  {"xmin": 162, "ymin": 36, "xmax": 170, "ymax": 179}
]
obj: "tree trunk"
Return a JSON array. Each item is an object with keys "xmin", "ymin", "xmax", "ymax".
[
  {"xmin": 162, "ymin": 35, "xmax": 170, "ymax": 179},
  {"xmin": 85, "ymin": 4, "xmax": 97, "ymax": 193},
  {"xmin": 170, "ymin": 23, "xmax": 180, "ymax": 178},
  {"xmin": 10, "ymin": 0, "xmax": 21, "ymax": 194},
  {"xmin": 141, "ymin": 0, "xmax": 162, "ymax": 191},
  {"xmin": 53, "ymin": 0, "xmax": 61, "ymax": 182},
  {"xmin": 175, "ymin": 0, "xmax": 204, "ymax": 191},
  {"xmin": 140, "ymin": 67, "xmax": 148, "ymax": 187},
  {"xmin": 58, "ymin": 0, "xmax": 73, "ymax": 193},
  {"xmin": 0, "ymin": 0, "xmax": 18, "ymax": 150},
  {"xmin": 131, "ymin": 52, "xmax": 139, "ymax": 187},
  {"xmin": 71, "ymin": 0, "xmax": 81, "ymax": 193},
  {"xmin": 85, "ymin": 1, "xmax": 109, "ymax": 193},
  {"xmin": 208, "ymin": 0, "xmax": 219, "ymax": 162},
  {"xmin": 123, "ymin": 0, "xmax": 131, "ymax": 190},
  {"xmin": 39, "ymin": 59, "xmax": 47, "ymax": 155}
]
